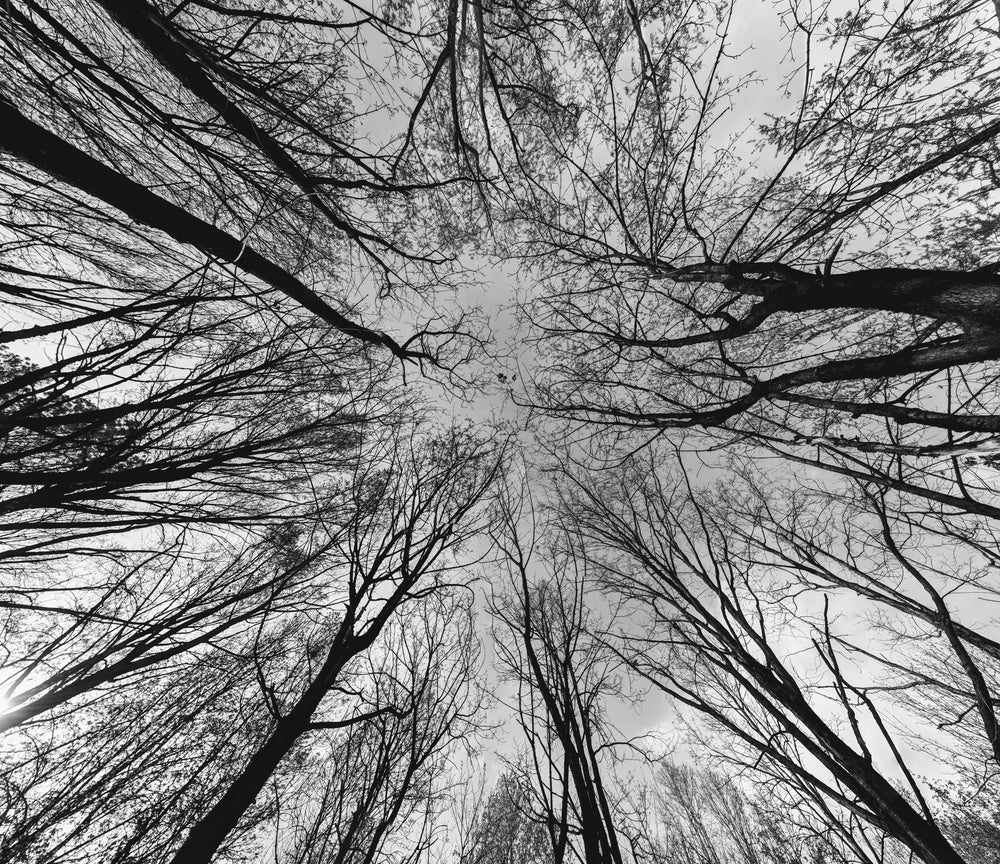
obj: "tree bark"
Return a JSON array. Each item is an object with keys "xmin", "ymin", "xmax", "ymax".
[
  {"xmin": 167, "ymin": 632, "xmax": 359, "ymax": 864},
  {"xmin": 0, "ymin": 99, "xmax": 411, "ymax": 359}
]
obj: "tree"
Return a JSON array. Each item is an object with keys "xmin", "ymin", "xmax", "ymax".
[
  {"xmin": 161, "ymin": 427, "xmax": 502, "ymax": 864},
  {"xmin": 491, "ymin": 486, "xmax": 635, "ymax": 864},
  {"xmin": 645, "ymin": 760, "xmax": 871, "ymax": 864},
  {"xmin": 0, "ymin": 332, "xmax": 398, "ymax": 734},
  {"xmin": 456, "ymin": 769, "xmax": 554, "ymax": 864},
  {"xmin": 0, "ymin": 524, "xmax": 322, "ymax": 733},
  {"xmin": 932, "ymin": 775, "xmax": 1000, "ymax": 864},
  {"xmin": 709, "ymin": 462, "xmax": 1000, "ymax": 774},
  {"xmin": 5, "ymin": 2, "xmax": 1000, "ymax": 863},
  {"xmin": 279, "ymin": 591, "xmax": 483, "ymax": 864},
  {"xmin": 0, "ymin": 5, "xmax": 512, "ymax": 863},
  {"xmin": 0, "ymin": 0, "xmax": 507, "ymax": 571},
  {"xmin": 0, "ymin": 425, "xmax": 505, "ymax": 864},
  {"xmin": 0, "ymin": 0, "xmax": 483, "ymax": 359},
  {"xmin": 491, "ymin": 0, "xmax": 1000, "ymax": 478},
  {"xmin": 552, "ymin": 451, "xmax": 969, "ymax": 864},
  {"xmin": 0, "ymin": 0, "xmax": 508, "ymax": 567}
]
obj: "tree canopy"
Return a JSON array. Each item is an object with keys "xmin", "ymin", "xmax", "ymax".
[{"xmin": 2, "ymin": 1, "xmax": 1000, "ymax": 863}]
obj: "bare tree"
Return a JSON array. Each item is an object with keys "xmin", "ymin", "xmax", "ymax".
[
  {"xmin": 163, "ymin": 426, "xmax": 503, "ymax": 864},
  {"xmin": 484, "ymin": 0, "xmax": 1000, "ymax": 482},
  {"xmin": 552, "ymin": 451, "xmax": 970, "ymax": 864},
  {"xmin": 0, "ymin": 425, "xmax": 504, "ymax": 864},
  {"xmin": 0, "ymin": 341, "xmax": 400, "ymax": 735},
  {"xmin": 643, "ymin": 760, "xmax": 875, "ymax": 864},
  {"xmin": 0, "ymin": 0, "xmax": 488, "ymax": 360},
  {"xmin": 706, "ymin": 464, "xmax": 1000, "ymax": 776},
  {"xmin": 279, "ymin": 591, "xmax": 483, "ymax": 864},
  {"xmin": 5, "ymin": 4, "xmax": 999, "ymax": 864},
  {"xmin": 491, "ymin": 487, "xmax": 634, "ymax": 864}
]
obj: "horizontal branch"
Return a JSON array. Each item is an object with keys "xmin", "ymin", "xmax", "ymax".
[{"xmin": 306, "ymin": 705, "xmax": 410, "ymax": 731}]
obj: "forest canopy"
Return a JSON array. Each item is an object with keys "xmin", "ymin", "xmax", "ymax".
[{"xmin": 2, "ymin": 1, "xmax": 1000, "ymax": 863}]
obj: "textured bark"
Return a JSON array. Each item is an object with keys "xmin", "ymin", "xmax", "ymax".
[{"xmin": 671, "ymin": 263, "xmax": 1000, "ymax": 334}]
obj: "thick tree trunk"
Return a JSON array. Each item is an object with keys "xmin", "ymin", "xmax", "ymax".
[
  {"xmin": 0, "ymin": 99, "xmax": 407, "ymax": 358},
  {"xmin": 170, "ymin": 713, "xmax": 309, "ymax": 864},
  {"xmin": 744, "ymin": 665, "xmax": 969, "ymax": 864},
  {"xmin": 674, "ymin": 263, "xmax": 1000, "ymax": 335},
  {"xmin": 799, "ymin": 269, "xmax": 1000, "ymax": 333},
  {"xmin": 168, "ymin": 639, "xmax": 354, "ymax": 864},
  {"xmin": 813, "ymin": 727, "xmax": 967, "ymax": 864}
]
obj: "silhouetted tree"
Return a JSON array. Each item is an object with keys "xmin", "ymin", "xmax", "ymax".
[
  {"xmin": 553, "ymin": 452, "xmax": 967, "ymax": 864},
  {"xmin": 491, "ymin": 486, "xmax": 634, "ymax": 864},
  {"xmin": 497, "ymin": 0, "xmax": 1000, "ymax": 484},
  {"xmin": 0, "ymin": 426, "xmax": 504, "ymax": 864}
]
